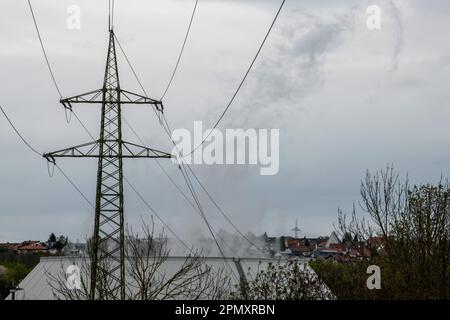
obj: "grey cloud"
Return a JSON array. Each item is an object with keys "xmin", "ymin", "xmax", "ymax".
[
  {"xmin": 1, "ymin": 0, "xmax": 450, "ymax": 247},
  {"xmin": 233, "ymin": 8, "xmax": 355, "ymax": 129}
]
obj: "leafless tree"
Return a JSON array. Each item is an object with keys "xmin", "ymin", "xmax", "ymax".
[{"xmin": 46, "ymin": 219, "xmax": 231, "ymax": 300}]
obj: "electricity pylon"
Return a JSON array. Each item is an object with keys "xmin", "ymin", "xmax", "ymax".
[
  {"xmin": 44, "ymin": 25, "xmax": 172, "ymax": 299},
  {"xmin": 292, "ymin": 219, "xmax": 301, "ymax": 239}
]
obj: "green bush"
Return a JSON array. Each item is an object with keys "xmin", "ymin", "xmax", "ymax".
[{"xmin": 0, "ymin": 252, "xmax": 39, "ymax": 300}]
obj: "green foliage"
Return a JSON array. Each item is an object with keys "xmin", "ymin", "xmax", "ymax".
[
  {"xmin": 0, "ymin": 252, "xmax": 39, "ymax": 300},
  {"xmin": 310, "ymin": 258, "xmax": 395, "ymax": 299},
  {"xmin": 2, "ymin": 262, "xmax": 29, "ymax": 283},
  {"xmin": 310, "ymin": 259, "xmax": 369, "ymax": 299},
  {"xmin": 0, "ymin": 262, "xmax": 35, "ymax": 300},
  {"xmin": 331, "ymin": 167, "xmax": 450, "ymax": 299}
]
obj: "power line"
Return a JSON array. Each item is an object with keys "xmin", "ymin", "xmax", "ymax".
[
  {"xmin": 0, "ymin": 105, "xmax": 41, "ymax": 156},
  {"xmin": 114, "ymin": 38, "xmax": 205, "ymax": 254},
  {"xmin": 153, "ymin": 0, "xmax": 287, "ymax": 254},
  {"xmin": 118, "ymin": 101, "xmax": 237, "ymax": 278},
  {"xmin": 120, "ymin": 109, "xmax": 238, "ymax": 277},
  {"xmin": 114, "ymin": 34, "xmax": 150, "ymax": 98},
  {"xmin": 177, "ymin": 161, "xmax": 239, "ymax": 280},
  {"xmin": 27, "ymin": 0, "xmax": 96, "ymax": 140},
  {"xmin": 123, "ymin": 117, "xmax": 239, "ymax": 255},
  {"xmin": 27, "ymin": 0, "xmax": 63, "ymax": 98},
  {"xmin": 1, "ymin": 104, "xmax": 135, "ymax": 243},
  {"xmin": 182, "ymin": 0, "xmax": 286, "ymax": 158},
  {"xmin": 123, "ymin": 115, "xmax": 237, "ymax": 261},
  {"xmin": 114, "ymin": 34, "xmax": 162, "ymax": 123},
  {"xmin": 72, "ymin": 111, "xmax": 96, "ymax": 140},
  {"xmin": 116, "ymin": 35, "xmax": 263, "ymax": 257},
  {"xmin": 116, "ymin": 40, "xmax": 240, "ymax": 260},
  {"xmin": 109, "ymin": 0, "xmax": 115, "ymax": 31},
  {"xmin": 177, "ymin": 160, "xmax": 238, "ymax": 259},
  {"xmin": 0, "ymin": 104, "xmax": 95, "ymax": 209},
  {"xmin": 124, "ymin": 176, "xmax": 193, "ymax": 252},
  {"xmin": 162, "ymin": 114, "xmax": 265, "ymax": 254},
  {"xmin": 55, "ymin": 164, "xmax": 95, "ymax": 209},
  {"xmin": 121, "ymin": 116, "xmax": 237, "ymax": 276},
  {"xmin": 160, "ymin": 0, "xmax": 199, "ymax": 101},
  {"xmin": 108, "ymin": 0, "xmax": 111, "ymax": 31},
  {"xmin": 122, "ymin": 118, "xmax": 197, "ymax": 212},
  {"xmin": 185, "ymin": 163, "xmax": 265, "ymax": 253}
]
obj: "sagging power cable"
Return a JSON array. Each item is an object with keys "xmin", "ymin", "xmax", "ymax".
[
  {"xmin": 182, "ymin": 0, "xmax": 286, "ymax": 158},
  {"xmin": 160, "ymin": 0, "xmax": 199, "ymax": 101},
  {"xmin": 27, "ymin": 0, "xmax": 96, "ymax": 138},
  {"xmin": 117, "ymin": 35, "xmax": 266, "ymax": 257},
  {"xmin": 0, "ymin": 104, "xmax": 94, "ymax": 208},
  {"xmin": 27, "ymin": 0, "xmax": 63, "ymax": 98},
  {"xmin": 1, "ymin": 104, "xmax": 194, "ymax": 251},
  {"xmin": 163, "ymin": 114, "xmax": 266, "ymax": 254},
  {"xmin": 116, "ymin": 39, "xmax": 244, "ymax": 257}
]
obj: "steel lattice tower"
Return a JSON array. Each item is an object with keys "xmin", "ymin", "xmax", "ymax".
[{"xmin": 44, "ymin": 27, "xmax": 172, "ymax": 299}]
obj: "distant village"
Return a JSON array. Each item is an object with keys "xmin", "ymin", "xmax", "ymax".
[
  {"xmin": 0, "ymin": 228, "xmax": 384, "ymax": 262},
  {"xmin": 262, "ymin": 231, "xmax": 384, "ymax": 261}
]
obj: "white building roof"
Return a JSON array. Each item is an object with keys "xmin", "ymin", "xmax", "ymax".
[{"xmin": 7, "ymin": 256, "xmax": 322, "ymax": 300}]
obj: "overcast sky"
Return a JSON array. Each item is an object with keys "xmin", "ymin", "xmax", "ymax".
[{"xmin": 1, "ymin": 0, "xmax": 450, "ymax": 249}]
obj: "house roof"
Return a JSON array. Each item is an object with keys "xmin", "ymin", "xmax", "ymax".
[
  {"xmin": 18, "ymin": 243, "xmax": 47, "ymax": 251},
  {"xmin": 290, "ymin": 245, "xmax": 314, "ymax": 253}
]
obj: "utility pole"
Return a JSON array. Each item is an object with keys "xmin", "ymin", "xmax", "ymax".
[
  {"xmin": 44, "ymin": 19, "xmax": 172, "ymax": 299},
  {"xmin": 9, "ymin": 282, "xmax": 23, "ymax": 300}
]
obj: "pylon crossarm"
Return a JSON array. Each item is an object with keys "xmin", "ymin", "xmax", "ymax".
[
  {"xmin": 60, "ymin": 89, "xmax": 104, "ymax": 110},
  {"xmin": 120, "ymin": 90, "xmax": 163, "ymax": 111},
  {"xmin": 43, "ymin": 140, "xmax": 172, "ymax": 159},
  {"xmin": 59, "ymin": 88, "xmax": 163, "ymax": 111},
  {"xmin": 122, "ymin": 141, "xmax": 172, "ymax": 158},
  {"xmin": 43, "ymin": 140, "xmax": 100, "ymax": 158}
]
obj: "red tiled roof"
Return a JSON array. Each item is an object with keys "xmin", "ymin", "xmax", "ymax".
[
  {"xmin": 18, "ymin": 243, "xmax": 47, "ymax": 251},
  {"xmin": 329, "ymin": 243, "xmax": 347, "ymax": 250},
  {"xmin": 289, "ymin": 245, "xmax": 314, "ymax": 253}
]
